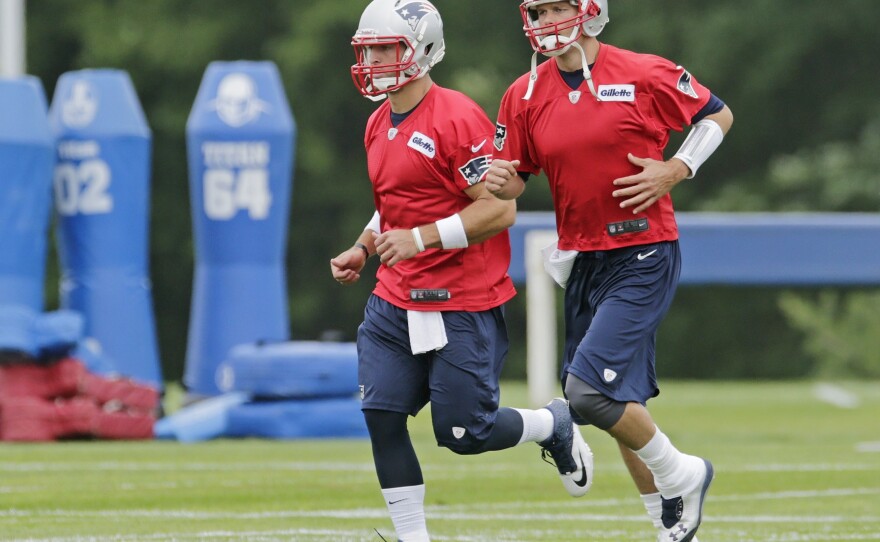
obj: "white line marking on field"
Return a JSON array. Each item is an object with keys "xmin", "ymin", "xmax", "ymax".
[
  {"xmin": 457, "ymin": 487, "xmax": 880, "ymax": 511},
  {"xmin": 763, "ymin": 536, "xmax": 880, "ymax": 541},
  {"xmin": 11, "ymin": 534, "xmax": 880, "ymax": 542},
  {"xmin": 814, "ymin": 383, "xmax": 860, "ymax": 408},
  {"xmin": 2, "ymin": 460, "xmax": 876, "ymax": 475},
  {"xmin": 708, "ymin": 487, "xmax": 880, "ymax": 502},
  {"xmin": 740, "ymin": 463, "xmax": 877, "ymax": 472},
  {"xmin": 0, "ymin": 528, "xmax": 641, "ymax": 542},
  {"xmin": 9, "ymin": 530, "xmax": 390, "ymax": 542},
  {"xmin": 857, "ymin": 441, "xmax": 880, "ymax": 453},
  {"xmin": 0, "ymin": 461, "xmax": 377, "ymax": 473},
  {"xmin": 2, "ymin": 507, "xmax": 879, "ymax": 524}
]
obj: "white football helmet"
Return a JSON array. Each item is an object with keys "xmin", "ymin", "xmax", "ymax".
[
  {"xmin": 520, "ymin": 0, "xmax": 609, "ymax": 57},
  {"xmin": 351, "ymin": 0, "xmax": 446, "ymax": 100}
]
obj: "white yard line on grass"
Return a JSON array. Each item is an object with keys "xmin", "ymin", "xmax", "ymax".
[
  {"xmin": 0, "ymin": 461, "xmax": 377, "ymax": 473},
  {"xmin": 762, "ymin": 536, "xmax": 880, "ymax": 542},
  {"xmin": 436, "ymin": 487, "xmax": 880, "ymax": 511},
  {"xmin": 10, "ymin": 535, "xmax": 880, "ymax": 542},
  {"xmin": 0, "ymin": 528, "xmax": 637, "ymax": 542},
  {"xmin": 11, "ymin": 534, "xmax": 880, "ymax": 542},
  {"xmin": 740, "ymin": 463, "xmax": 878, "ymax": 472},
  {"xmin": 2, "ymin": 460, "xmax": 878, "ymax": 474},
  {"xmin": 857, "ymin": 441, "xmax": 880, "ymax": 453},
  {"xmin": 7, "ymin": 531, "xmax": 384, "ymax": 542},
  {"xmin": 814, "ymin": 383, "xmax": 860, "ymax": 408},
  {"xmin": 3, "ymin": 507, "xmax": 879, "ymax": 524}
]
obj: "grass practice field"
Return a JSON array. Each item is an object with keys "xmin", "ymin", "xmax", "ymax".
[{"xmin": 1, "ymin": 380, "xmax": 879, "ymax": 541}]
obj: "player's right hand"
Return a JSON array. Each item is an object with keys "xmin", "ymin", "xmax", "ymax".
[
  {"xmin": 485, "ymin": 159, "xmax": 523, "ymax": 200},
  {"xmin": 330, "ymin": 247, "xmax": 366, "ymax": 285}
]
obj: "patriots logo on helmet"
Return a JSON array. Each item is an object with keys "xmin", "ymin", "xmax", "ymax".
[
  {"xmin": 494, "ymin": 122, "xmax": 508, "ymax": 151},
  {"xmin": 459, "ymin": 155, "xmax": 492, "ymax": 186},
  {"xmin": 676, "ymin": 67, "xmax": 699, "ymax": 99},
  {"xmin": 395, "ymin": 2, "xmax": 438, "ymax": 31}
]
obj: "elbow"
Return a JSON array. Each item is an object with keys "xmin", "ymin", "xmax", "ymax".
[{"xmin": 718, "ymin": 105, "xmax": 734, "ymax": 134}]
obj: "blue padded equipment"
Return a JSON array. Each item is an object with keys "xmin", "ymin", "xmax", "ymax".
[
  {"xmin": 153, "ymin": 392, "xmax": 250, "ymax": 442},
  {"xmin": 184, "ymin": 61, "xmax": 296, "ymax": 396},
  {"xmin": 225, "ymin": 397, "xmax": 368, "ymax": 439},
  {"xmin": 32, "ymin": 310, "xmax": 85, "ymax": 358},
  {"xmin": 217, "ymin": 341, "xmax": 358, "ymax": 399},
  {"xmin": 0, "ymin": 305, "xmax": 38, "ymax": 354}
]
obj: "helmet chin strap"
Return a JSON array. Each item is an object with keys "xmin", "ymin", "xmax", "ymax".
[
  {"xmin": 367, "ymin": 66, "xmax": 414, "ymax": 101},
  {"xmin": 522, "ymin": 33, "xmax": 599, "ymax": 101},
  {"xmin": 367, "ymin": 66, "xmax": 434, "ymax": 102},
  {"xmin": 522, "ymin": 50, "xmax": 540, "ymax": 100},
  {"xmin": 570, "ymin": 40, "xmax": 599, "ymax": 100},
  {"xmin": 365, "ymin": 77, "xmax": 392, "ymax": 101}
]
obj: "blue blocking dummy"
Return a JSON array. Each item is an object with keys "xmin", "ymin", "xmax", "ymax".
[
  {"xmin": 184, "ymin": 61, "xmax": 296, "ymax": 396},
  {"xmin": 0, "ymin": 305, "xmax": 38, "ymax": 354},
  {"xmin": 0, "ymin": 77, "xmax": 54, "ymax": 311},
  {"xmin": 217, "ymin": 341, "xmax": 359, "ymax": 398},
  {"xmin": 153, "ymin": 391, "xmax": 250, "ymax": 443},
  {"xmin": 48, "ymin": 69, "xmax": 162, "ymax": 388},
  {"xmin": 226, "ymin": 398, "xmax": 369, "ymax": 439}
]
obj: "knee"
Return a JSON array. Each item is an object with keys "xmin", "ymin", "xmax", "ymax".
[
  {"xmin": 432, "ymin": 417, "xmax": 487, "ymax": 455},
  {"xmin": 565, "ymin": 377, "xmax": 626, "ymax": 430}
]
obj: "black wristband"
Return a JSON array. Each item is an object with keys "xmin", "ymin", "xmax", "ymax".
[{"xmin": 354, "ymin": 242, "xmax": 370, "ymax": 258}]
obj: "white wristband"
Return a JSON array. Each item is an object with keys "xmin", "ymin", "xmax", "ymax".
[
  {"xmin": 435, "ymin": 213, "xmax": 468, "ymax": 249},
  {"xmin": 411, "ymin": 227, "xmax": 426, "ymax": 252},
  {"xmin": 365, "ymin": 211, "xmax": 381, "ymax": 233},
  {"xmin": 673, "ymin": 118, "xmax": 724, "ymax": 179}
]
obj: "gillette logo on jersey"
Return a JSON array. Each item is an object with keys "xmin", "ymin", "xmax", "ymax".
[
  {"xmin": 395, "ymin": 2, "xmax": 438, "ymax": 31},
  {"xmin": 598, "ymin": 85, "xmax": 635, "ymax": 102},
  {"xmin": 408, "ymin": 132, "xmax": 436, "ymax": 158}
]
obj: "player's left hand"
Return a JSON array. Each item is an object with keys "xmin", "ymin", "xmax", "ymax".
[
  {"xmin": 611, "ymin": 153, "xmax": 690, "ymax": 214},
  {"xmin": 375, "ymin": 228, "xmax": 420, "ymax": 268}
]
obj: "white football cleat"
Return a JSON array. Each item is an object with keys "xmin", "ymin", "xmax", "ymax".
[
  {"xmin": 657, "ymin": 458, "xmax": 714, "ymax": 542},
  {"xmin": 539, "ymin": 398, "xmax": 594, "ymax": 497}
]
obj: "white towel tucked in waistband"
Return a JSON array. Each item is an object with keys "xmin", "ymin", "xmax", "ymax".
[
  {"xmin": 541, "ymin": 239, "xmax": 578, "ymax": 289},
  {"xmin": 407, "ymin": 310, "xmax": 448, "ymax": 355}
]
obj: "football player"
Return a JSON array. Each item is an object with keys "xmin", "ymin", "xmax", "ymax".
[
  {"xmin": 486, "ymin": 1, "xmax": 734, "ymax": 540},
  {"xmin": 330, "ymin": 1, "xmax": 593, "ymax": 540}
]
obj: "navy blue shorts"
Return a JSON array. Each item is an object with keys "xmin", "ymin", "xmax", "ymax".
[
  {"xmin": 357, "ymin": 295, "xmax": 509, "ymax": 447},
  {"xmin": 562, "ymin": 241, "xmax": 681, "ymax": 405}
]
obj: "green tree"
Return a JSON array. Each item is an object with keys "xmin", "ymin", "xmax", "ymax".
[{"xmin": 771, "ymin": 121, "xmax": 880, "ymax": 377}]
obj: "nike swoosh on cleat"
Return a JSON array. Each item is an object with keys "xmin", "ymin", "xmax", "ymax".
[
  {"xmin": 573, "ymin": 464, "xmax": 589, "ymax": 487},
  {"xmin": 637, "ymin": 249, "xmax": 658, "ymax": 261},
  {"xmin": 572, "ymin": 449, "xmax": 589, "ymax": 487},
  {"xmin": 470, "ymin": 139, "xmax": 487, "ymax": 152}
]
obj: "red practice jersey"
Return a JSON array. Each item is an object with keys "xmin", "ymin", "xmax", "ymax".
[
  {"xmin": 365, "ymin": 84, "xmax": 516, "ymax": 311},
  {"xmin": 495, "ymin": 44, "xmax": 712, "ymax": 251}
]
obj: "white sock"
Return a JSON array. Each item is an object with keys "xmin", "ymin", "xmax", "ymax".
[
  {"xmin": 640, "ymin": 492, "xmax": 663, "ymax": 529},
  {"xmin": 634, "ymin": 426, "xmax": 703, "ymax": 498},
  {"xmin": 512, "ymin": 408, "xmax": 554, "ymax": 444},
  {"xmin": 381, "ymin": 485, "xmax": 430, "ymax": 542}
]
